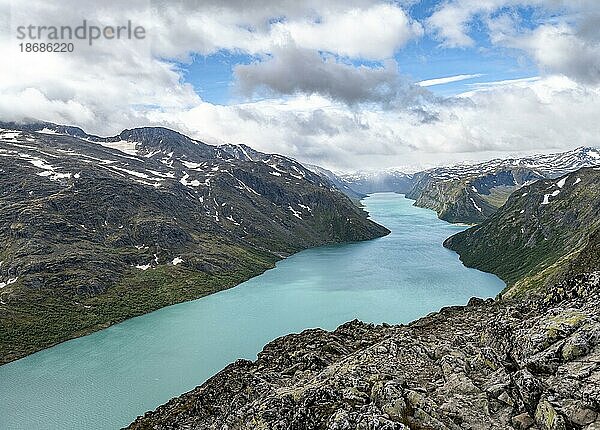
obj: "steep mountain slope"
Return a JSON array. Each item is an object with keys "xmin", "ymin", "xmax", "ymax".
[
  {"xmin": 302, "ymin": 164, "xmax": 366, "ymax": 201},
  {"xmin": 444, "ymin": 167, "xmax": 600, "ymax": 296},
  {"xmin": 0, "ymin": 123, "xmax": 388, "ymax": 364},
  {"xmin": 407, "ymin": 148, "xmax": 600, "ymax": 224}
]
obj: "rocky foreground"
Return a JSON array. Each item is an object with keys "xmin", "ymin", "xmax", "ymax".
[{"xmin": 129, "ymin": 272, "xmax": 600, "ymax": 430}]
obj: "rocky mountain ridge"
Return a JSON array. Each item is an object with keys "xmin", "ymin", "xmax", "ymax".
[
  {"xmin": 333, "ymin": 147, "xmax": 600, "ymax": 224},
  {"xmin": 0, "ymin": 122, "xmax": 388, "ymax": 364},
  {"xmin": 407, "ymin": 147, "xmax": 600, "ymax": 224}
]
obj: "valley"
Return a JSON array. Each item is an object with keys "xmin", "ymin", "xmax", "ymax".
[
  {"xmin": 4, "ymin": 2, "xmax": 599, "ymax": 429},
  {"xmin": 128, "ymin": 169, "xmax": 600, "ymax": 430},
  {"xmin": 0, "ymin": 193, "xmax": 503, "ymax": 430},
  {"xmin": 1, "ymin": 122, "xmax": 598, "ymax": 430}
]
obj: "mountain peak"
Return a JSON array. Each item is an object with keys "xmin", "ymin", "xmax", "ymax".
[
  {"xmin": 576, "ymin": 146, "xmax": 600, "ymax": 159},
  {"xmin": 116, "ymin": 127, "xmax": 205, "ymax": 157},
  {"xmin": 118, "ymin": 127, "xmax": 191, "ymax": 143}
]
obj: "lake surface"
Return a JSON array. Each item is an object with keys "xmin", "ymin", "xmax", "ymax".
[{"xmin": 0, "ymin": 193, "xmax": 504, "ymax": 429}]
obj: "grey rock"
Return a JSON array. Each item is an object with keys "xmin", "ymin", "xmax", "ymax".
[{"xmin": 512, "ymin": 412, "xmax": 535, "ymax": 429}]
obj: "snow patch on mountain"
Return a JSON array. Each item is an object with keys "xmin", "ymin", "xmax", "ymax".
[
  {"xmin": 470, "ymin": 198, "xmax": 482, "ymax": 212},
  {"xmin": 288, "ymin": 205, "xmax": 302, "ymax": 219},
  {"xmin": 0, "ymin": 277, "xmax": 18, "ymax": 288},
  {"xmin": 99, "ymin": 140, "xmax": 138, "ymax": 156},
  {"xmin": 172, "ymin": 257, "xmax": 183, "ymax": 266},
  {"xmin": 542, "ymin": 189, "xmax": 561, "ymax": 205}
]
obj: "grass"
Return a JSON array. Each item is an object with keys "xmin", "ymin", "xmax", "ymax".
[
  {"xmin": 446, "ymin": 169, "xmax": 600, "ymax": 300},
  {"xmin": 479, "ymin": 186, "xmax": 514, "ymax": 208},
  {"xmin": 0, "ymin": 248, "xmax": 277, "ymax": 365}
]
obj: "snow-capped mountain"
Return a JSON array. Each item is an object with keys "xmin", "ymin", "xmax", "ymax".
[
  {"xmin": 417, "ymin": 147, "xmax": 600, "ymax": 181},
  {"xmin": 0, "ymin": 121, "xmax": 387, "ymax": 364},
  {"xmin": 309, "ymin": 146, "xmax": 600, "ymax": 224},
  {"xmin": 336, "ymin": 170, "xmax": 415, "ymax": 194},
  {"xmin": 407, "ymin": 147, "xmax": 600, "ymax": 223}
]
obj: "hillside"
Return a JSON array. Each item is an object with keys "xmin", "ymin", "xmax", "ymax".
[
  {"xmin": 0, "ymin": 123, "xmax": 388, "ymax": 364},
  {"xmin": 303, "ymin": 164, "xmax": 366, "ymax": 201},
  {"xmin": 444, "ymin": 167, "xmax": 600, "ymax": 297}
]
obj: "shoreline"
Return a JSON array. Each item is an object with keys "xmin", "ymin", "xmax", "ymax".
[
  {"xmin": 128, "ymin": 272, "xmax": 600, "ymax": 429},
  {"xmin": 0, "ymin": 193, "xmax": 504, "ymax": 430}
]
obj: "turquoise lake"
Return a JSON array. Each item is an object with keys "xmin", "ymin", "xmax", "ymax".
[{"xmin": 0, "ymin": 193, "xmax": 505, "ymax": 429}]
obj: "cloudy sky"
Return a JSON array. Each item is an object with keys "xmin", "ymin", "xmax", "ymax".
[{"xmin": 1, "ymin": 0, "xmax": 599, "ymax": 171}]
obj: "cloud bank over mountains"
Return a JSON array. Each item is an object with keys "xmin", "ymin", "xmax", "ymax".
[{"xmin": 0, "ymin": 0, "xmax": 599, "ymax": 170}]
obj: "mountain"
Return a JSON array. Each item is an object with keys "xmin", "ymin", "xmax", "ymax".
[
  {"xmin": 406, "ymin": 147, "xmax": 600, "ymax": 224},
  {"xmin": 312, "ymin": 147, "xmax": 600, "ymax": 225},
  {"xmin": 0, "ymin": 122, "xmax": 388, "ymax": 364},
  {"xmin": 444, "ymin": 167, "xmax": 600, "ymax": 297},
  {"xmin": 302, "ymin": 164, "xmax": 366, "ymax": 201},
  {"xmin": 338, "ymin": 170, "xmax": 415, "ymax": 194}
]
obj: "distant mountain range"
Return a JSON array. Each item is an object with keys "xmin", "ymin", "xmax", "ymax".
[
  {"xmin": 318, "ymin": 147, "xmax": 600, "ymax": 224},
  {"xmin": 301, "ymin": 164, "xmax": 366, "ymax": 201},
  {"xmin": 336, "ymin": 170, "xmax": 415, "ymax": 194},
  {"xmin": 0, "ymin": 121, "xmax": 387, "ymax": 364},
  {"xmin": 407, "ymin": 147, "xmax": 600, "ymax": 223}
]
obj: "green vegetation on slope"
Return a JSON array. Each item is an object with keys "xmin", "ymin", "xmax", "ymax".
[
  {"xmin": 0, "ymin": 247, "xmax": 276, "ymax": 364},
  {"xmin": 444, "ymin": 167, "xmax": 600, "ymax": 297}
]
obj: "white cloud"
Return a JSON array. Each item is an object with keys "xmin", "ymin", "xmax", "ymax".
[
  {"xmin": 138, "ymin": 75, "xmax": 600, "ymax": 171},
  {"xmin": 147, "ymin": 0, "xmax": 420, "ymax": 59},
  {"xmin": 426, "ymin": 0, "xmax": 545, "ymax": 48},
  {"xmin": 417, "ymin": 73, "xmax": 483, "ymax": 87},
  {"xmin": 427, "ymin": 0, "xmax": 600, "ymax": 86},
  {"xmin": 427, "ymin": 0, "xmax": 483, "ymax": 47},
  {"xmin": 495, "ymin": 23, "xmax": 600, "ymax": 85},
  {"xmin": 269, "ymin": 3, "xmax": 423, "ymax": 59},
  {"xmin": 402, "ymin": 75, "xmax": 600, "ymax": 156},
  {"xmin": 0, "ymin": 0, "xmax": 422, "ymax": 133},
  {"xmin": 465, "ymin": 76, "xmax": 540, "ymax": 88},
  {"xmin": 0, "ymin": 0, "xmax": 599, "ymax": 172}
]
